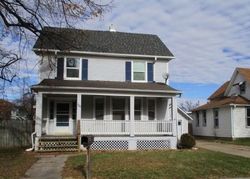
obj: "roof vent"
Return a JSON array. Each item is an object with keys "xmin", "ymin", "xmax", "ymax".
[{"xmin": 109, "ymin": 24, "xmax": 116, "ymax": 32}]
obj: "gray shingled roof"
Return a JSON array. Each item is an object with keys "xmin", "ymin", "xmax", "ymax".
[
  {"xmin": 33, "ymin": 27, "xmax": 174, "ymax": 57},
  {"xmin": 32, "ymin": 79, "xmax": 180, "ymax": 93}
]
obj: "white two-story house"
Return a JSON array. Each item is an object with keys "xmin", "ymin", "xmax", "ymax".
[
  {"xmin": 192, "ymin": 68, "xmax": 250, "ymax": 139},
  {"xmin": 31, "ymin": 26, "xmax": 185, "ymax": 151}
]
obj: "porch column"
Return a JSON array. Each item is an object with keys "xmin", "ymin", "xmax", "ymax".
[
  {"xmin": 77, "ymin": 94, "xmax": 82, "ymax": 151},
  {"xmin": 35, "ymin": 92, "xmax": 43, "ymax": 137},
  {"xmin": 130, "ymin": 96, "xmax": 135, "ymax": 137},
  {"xmin": 77, "ymin": 94, "xmax": 82, "ymax": 121},
  {"xmin": 171, "ymin": 97, "xmax": 178, "ymax": 137}
]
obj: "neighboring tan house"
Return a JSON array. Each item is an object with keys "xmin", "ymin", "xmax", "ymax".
[
  {"xmin": 31, "ymin": 26, "xmax": 190, "ymax": 151},
  {"xmin": 192, "ymin": 68, "xmax": 250, "ymax": 139}
]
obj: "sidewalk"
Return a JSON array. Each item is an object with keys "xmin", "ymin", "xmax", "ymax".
[
  {"xmin": 197, "ymin": 140, "xmax": 250, "ymax": 158},
  {"xmin": 21, "ymin": 154, "xmax": 69, "ymax": 179}
]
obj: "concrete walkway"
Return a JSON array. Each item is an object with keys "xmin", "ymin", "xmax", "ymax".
[
  {"xmin": 197, "ymin": 140, "xmax": 250, "ymax": 158},
  {"xmin": 22, "ymin": 154, "xmax": 69, "ymax": 179}
]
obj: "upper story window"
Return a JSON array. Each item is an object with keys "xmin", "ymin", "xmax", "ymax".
[
  {"xmin": 133, "ymin": 62, "xmax": 146, "ymax": 82},
  {"xmin": 65, "ymin": 58, "xmax": 81, "ymax": 79},
  {"xmin": 246, "ymin": 107, "xmax": 250, "ymax": 127}
]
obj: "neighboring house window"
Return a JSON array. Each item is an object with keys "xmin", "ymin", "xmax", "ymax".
[
  {"xmin": 49, "ymin": 101, "xmax": 54, "ymax": 119},
  {"xmin": 95, "ymin": 97, "xmax": 105, "ymax": 120},
  {"xmin": 112, "ymin": 98, "xmax": 125, "ymax": 120},
  {"xmin": 240, "ymin": 82, "xmax": 246, "ymax": 94},
  {"xmin": 213, "ymin": 108, "xmax": 219, "ymax": 128},
  {"xmin": 148, "ymin": 99, "xmax": 156, "ymax": 120},
  {"xmin": 135, "ymin": 98, "xmax": 142, "ymax": 120},
  {"xmin": 196, "ymin": 112, "xmax": 199, "ymax": 127},
  {"xmin": 202, "ymin": 110, "xmax": 207, "ymax": 127},
  {"xmin": 133, "ymin": 61, "xmax": 146, "ymax": 81},
  {"xmin": 65, "ymin": 57, "xmax": 80, "ymax": 79},
  {"xmin": 246, "ymin": 107, "xmax": 250, "ymax": 127}
]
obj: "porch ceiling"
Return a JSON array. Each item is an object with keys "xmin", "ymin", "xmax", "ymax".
[{"xmin": 32, "ymin": 79, "xmax": 181, "ymax": 96}]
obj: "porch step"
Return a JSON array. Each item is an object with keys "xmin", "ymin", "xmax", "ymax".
[{"xmin": 38, "ymin": 136, "xmax": 78, "ymax": 152}]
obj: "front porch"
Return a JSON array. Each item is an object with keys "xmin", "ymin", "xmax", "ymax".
[{"xmin": 33, "ymin": 80, "xmax": 180, "ymax": 150}]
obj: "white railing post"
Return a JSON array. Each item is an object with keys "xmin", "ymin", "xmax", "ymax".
[{"xmin": 130, "ymin": 96, "xmax": 135, "ymax": 137}]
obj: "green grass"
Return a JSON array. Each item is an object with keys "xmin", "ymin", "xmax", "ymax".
[
  {"xmin": 0, "ymin": 148, "xmax": 37, "ymax": 179},
  {"xmin": 63, "ymin": 149, "xmax": 250, "ymax": 179}
]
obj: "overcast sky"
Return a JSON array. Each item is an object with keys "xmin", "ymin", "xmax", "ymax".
[{"xmin": 2, "ymin": 0, "xmax": 250, "ymax": 104}]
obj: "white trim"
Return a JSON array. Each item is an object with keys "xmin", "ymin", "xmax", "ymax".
[
  {"xmin": 33, "ymin": 85, "xmax": 181, "ymax": 94},
  {"xmin": 33, "ymin": 48, "xmax": 175, "ymax": 60},
  {"xmin": 93, "ymin": 96, "xmax": 106, "ymax": 120},
  {"xmin": 64, "ymin": 56, "xmax": 82, "ymax": 80},
  {"xmin": 40, "ymin": 91, "xmax": 176, "ymax": 98},
  {"xmin": 177, "ymin": 107, "xmax": 193, "ymax": 121}
]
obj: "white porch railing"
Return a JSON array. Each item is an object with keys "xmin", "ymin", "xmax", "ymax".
[
  {"xmin": 134, "ymin": 121, "xmax": 173, "ymax": 135},
  {"xmin": 81, "ymin": 120, "xmax": 130, "ymax": 135},
  {"xmin": 80, "ymin": 120, "xmax": 173, "ymax": 135}
]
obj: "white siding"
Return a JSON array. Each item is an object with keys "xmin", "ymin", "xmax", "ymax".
[
  {"xmin": 39, "ymin": 55, "xmax": 169, "ymax": 83},
  {"xmin": 192, "ymin": 107, "xmax": 232, "ymax": 138},
  {"xmin": 233, "ymin": 107, "xmax": 250, "ymax": 138},
  {"xmin": 177, "ymin": 112, "xmax": 189, "ymax": 135},
  {"xmin": 154, "ymin": 60, "xmax": 168, "ymax": 83}
]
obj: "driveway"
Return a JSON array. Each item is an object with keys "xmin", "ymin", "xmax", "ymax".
[
  {"xmin": 197, "ymin": 140, "xmax": 250, "ymax": 158},
  {"xmin": 21, "ymin": 154, "xmax": 69, "ymax": 179}
]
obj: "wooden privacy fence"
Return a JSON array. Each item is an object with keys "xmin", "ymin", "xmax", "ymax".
[{"xmin": 0, "ymin": 119, "xmax": 34, "ymax": 148}]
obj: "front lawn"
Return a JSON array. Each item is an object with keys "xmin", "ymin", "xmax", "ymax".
[
  {"xmin": 0, "ymin": 148, "xmax": 37, "ymax": 179},
  {"xmin": 63, "ymin": 149, "xmax": 250, "ymax": 179}
]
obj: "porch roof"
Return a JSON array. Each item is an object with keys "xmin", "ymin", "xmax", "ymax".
[{"xmin": 32, "ymin": 79, "xmax": 180, "ymax": 94}]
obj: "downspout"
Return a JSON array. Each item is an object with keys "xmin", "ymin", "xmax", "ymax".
[{"xmin": 25, "ymin": 131, "xmax": 37, "ymax": 152}]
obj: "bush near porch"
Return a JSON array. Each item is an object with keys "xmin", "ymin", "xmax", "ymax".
[
  {"xmin": 0, "ymin": 148, "xmax": 37, "ymax": 179},
  {"xmin": 63, "ymin": 149, "xmax": 250, "ymax": 179}
]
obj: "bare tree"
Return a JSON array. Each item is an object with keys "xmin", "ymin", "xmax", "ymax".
[
  {"xmin": 0, "ymin": 0, "xmax": 112, "ymax": 83},
  {"xmin": 179, "ymin": 100, "xmax": 200, "ymax": 112}
]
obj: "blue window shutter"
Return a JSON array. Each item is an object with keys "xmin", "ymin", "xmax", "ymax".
[
  {"xmin": 57, "ymin": 58, "xmax": 64, "ymax": 80},
  {"xmin": 147, "ymin": 63, "xmax": 154, "ymax": 82},
  {"xmin": 125, "ymin": 61, "xmax": 131, "ymax": 81},
  {"xmin": 82, "ymin": 59, "xmax": 88, "ymax": 80}
]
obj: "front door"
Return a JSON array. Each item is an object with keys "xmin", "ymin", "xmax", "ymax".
[{"xmin": 55, "ymin": 102, "xmax": 71, "ymax": 135}]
